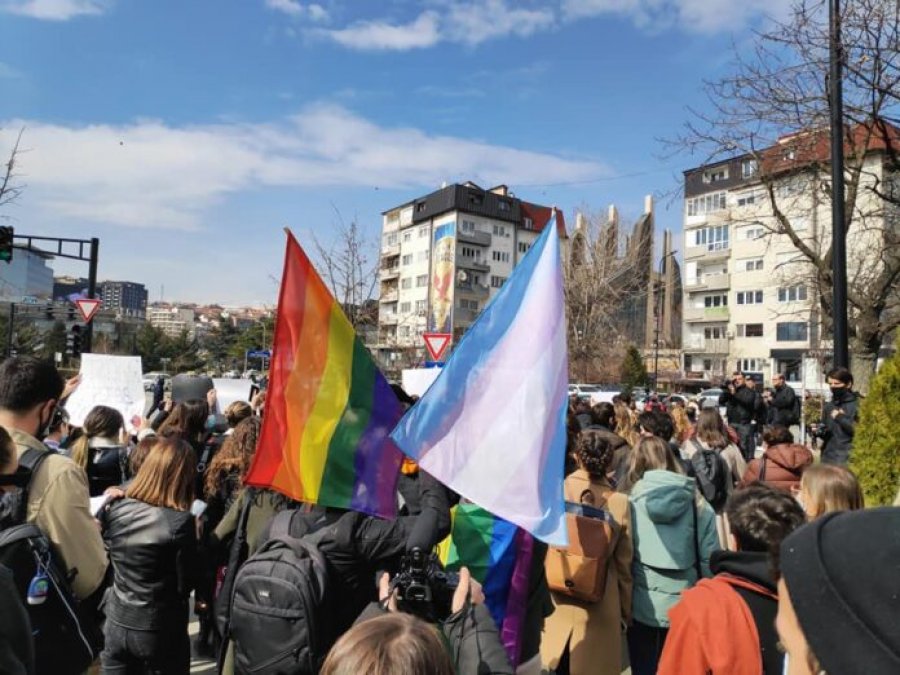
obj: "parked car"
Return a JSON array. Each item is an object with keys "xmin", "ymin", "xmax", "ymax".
[
  {"xmin": 142, "ymin": 372, "xmax": 171, "ymax": 392},
  {"xmin": 696, "ymin": 388, "xmax": 725, "ymax": 409},
  {"xmin": 569, "ymin": 384, "xmax": 621, "ymax": 406}
]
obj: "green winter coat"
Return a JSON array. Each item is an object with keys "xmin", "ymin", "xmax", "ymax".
[{"xmin": 628, "ymin": 470, "xmax": 719, "ymax": 628}]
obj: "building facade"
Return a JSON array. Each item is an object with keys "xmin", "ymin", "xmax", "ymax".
[
  {"xmin": 100, "ymin": 281, "xmax": 148, "ymax": 319},
  {"xmin": 0, "ymin": 249, "xmax": 54, "ymax": 302},
  {"xmin": 681, "ymin": 127, "xmax": 896, "ymax": 390},
  {"xmin": 148, "ymin": 305, "xmax": 196, "ymax": 338},
  {"xmin": 376, "ymin": 182, "xmax": 564, "ymax": 366}
]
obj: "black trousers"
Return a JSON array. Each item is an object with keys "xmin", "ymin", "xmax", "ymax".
[
  {"xmin": 627, "ymin": 620, "xmax": 669, "ymax": 675},
  {"xmin": 100, "ymin": 620, "xmax": 190, "ymax": 675}
]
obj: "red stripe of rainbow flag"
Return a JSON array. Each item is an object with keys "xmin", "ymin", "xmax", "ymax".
[{"xmin": 244, "ymin": 230, "xmax": 403, "ymax": 517}]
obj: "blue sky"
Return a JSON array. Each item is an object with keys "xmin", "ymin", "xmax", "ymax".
[{"xmin": 0, "ymin": 0, "xmax": 785, "ymax": 305}]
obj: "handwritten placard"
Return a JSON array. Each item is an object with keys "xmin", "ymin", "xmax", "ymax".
[
  {"xmin": 65, "ymin": 354, "xmax": 145, "ymax": 428},
  {"xmin": 212, "ymin": 378, "xmax": 253, "ymax": 414}
]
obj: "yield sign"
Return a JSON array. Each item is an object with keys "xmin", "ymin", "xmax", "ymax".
[
  {"xmin": 74, "ymin": 298, "xmax": 102, "ymax": 323},
  {"xmin": 423, "ymin": 332, "xmax": 452, "ymax": 362}
]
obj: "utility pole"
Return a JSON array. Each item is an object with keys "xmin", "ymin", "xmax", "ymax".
[{"xmin": 829, "ymin": 0, "xmax": 849, "ymax": 368}]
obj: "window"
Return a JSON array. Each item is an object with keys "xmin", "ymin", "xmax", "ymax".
[
  {"xmin": 469, "ymin": 192, "xmax": 483, "ymax": 206},
  {"xmin": 492, "ymin": 224, "xmax": 509, "ymax": 237},
  {"xmin": 400, "ymin": 278, "xmax": 412, "ymax": 290},
  {"xmin": 461, "ymin": 246, "xmax": 480, "ymax": 259},
  {"xmin": 738, "ymin": 358, "xmax": 762, "ymax": 372},
  {"xmin": 459, "ymin": 299, "xmax": 479, "ymax": 311},
  {"xmin": 704, "ymin": 326, "xmax": 726, "ymax": 339},
  {"xmin": 415, "ymin": 300, "xmax": 427, "ymax": 313},
  {"xmin": 744, "ymin": 226, "xmax": 764, "ymax": 240},
  {"xmin": 736, "ymin": 290, "xmax": 764, "ymax": 305},
  {"xmin": 399, "ymin": 302, "xmax": 411, "ymax": 313},
  {"xmin": 460, "ymin": 220, "xmax": 476, "ymax": 233},
  {"xmin": 691, "ymin": 224, "xmax": 730, "ymax": 250},
  {"xmin": 418, "ymin": 227, "xmax": 428, "ymax": 238},
  {"xmin": 498, "ymin": 200, "xmax": 511, "ymax": 212},
  {"xmin": 518, "ymin": 242, "xmax": 531, "ymax": 254},
  {"xmin": 737, "ymin": 323, "xmax": 764, "ymax": 337},
  {"xmin": 402, "ymin": 231, "xmax": 412, "ymax": 243},
  {"xmin": 384, "ymin": 232, "xmax": 398, "ymax": 246},
  {"xmin": 415, "ymin": 202, "xmax": 426, "ymax": 213},
  {"xmin": 742, "ymin": 258, "xmax": 764, "ymax": 271},
  {"xmin": 398, "ymin": 326, "xmax": 410, "ymax": 337},
  {"xmin": 523, "ymin": 217, "xmax": 533, "ymax": 230},
  {"xmin": 778, "ymin": 285, "xmax": 808, "ymax": 302},
  {"xmin": 490, "ymin": 275, "xmax": 507, "ymax": 288},
  {"xmin": 492, "ymin": 251, "xmax": 510, "ymax": 263},
  {"xmin": 777, "ymin": 322, "xmax": 808, "ymax": 341},
  {"xmin": 703, "ymin": 167, "xmax": 729, "ymax": 183},
  {"xmin": 686, "ymin": 191, "xmax": 727, "ymax": 216},
  {"xmin": 736, "ymin": 192, "xmax": 757, "ymax": 207},
  {"xmin": 415, "ymin": 275, "xmax": 428, "ymax": 288},
  {"xmin": 401, "ymin": 254, "xmax": 413, "ymax": 265},
  {"xmin": 704, "ymin": 294, "xmax": 728, "ymax": 308},
  {"xmin": 741, "ymin": 159, "xmax": 758, "ymax": 178}
]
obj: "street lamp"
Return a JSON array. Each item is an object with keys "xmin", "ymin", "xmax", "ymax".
[{"xmin": 653, "ymin": 250, "xmax": 678, "ymax": 392}]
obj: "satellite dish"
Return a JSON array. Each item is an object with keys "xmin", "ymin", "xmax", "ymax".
[{"xmin": 457, "ymin": 270, "xmax": 468, "ymax": 282}]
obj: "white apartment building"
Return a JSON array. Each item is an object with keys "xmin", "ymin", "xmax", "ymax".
[
  {"xmin": 682, "ymin": 127, "xmax": 895, "ymax": 391},
  {"xmin": 376, "ymin": 182, "xmax": 563, "ymax": 363},
  {"xmin": 148, "ymin": 306, "xmax": 196, "ymax": 338}
]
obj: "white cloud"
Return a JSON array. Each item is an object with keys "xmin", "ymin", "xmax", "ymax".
[
  {"xmin": 1, "ymin": 0, "xmax": 109, "ymax": 21},
  {"xmin": 560, "ymin": 0, "xmax": 786, "ymax": 33},
  {"xmin": 323, "ymin": 11, "xmax": 441, "ymax": 50},
  {"xmin": 264, "ymin": 0, "xmax": 329, "ymax": 22},
  {"xmin": 1, "ymin": 104, "xmax": 604, "ymax": 230},
  {"xmin": 0, "ymin": 62, "xmax": 23, "ymax": 78}
]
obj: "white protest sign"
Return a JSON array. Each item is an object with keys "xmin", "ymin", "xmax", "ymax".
[
  {"xmin": 212, "ymin": 379, "xmax": 253, "ymax": 415},
  {"xmin": 65, "ymin": 354, "xmax": 145, "ymax": 428},
  {"xmin": 401, "ymin": 367, "xmax": 442, "ymax": 398}
]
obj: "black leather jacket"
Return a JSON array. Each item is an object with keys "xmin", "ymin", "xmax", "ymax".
[{"xmin": 101, "ymin": 498, "xmax": 197, "ymax": 630}]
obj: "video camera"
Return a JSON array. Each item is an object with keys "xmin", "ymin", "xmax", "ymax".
[{"xmin": 390, "ymin": 547, "xmax": 459, "ymax": 623}]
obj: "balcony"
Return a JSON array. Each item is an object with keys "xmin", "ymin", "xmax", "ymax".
[
  {"xmin": 683, "ymin": 337, "xmax": 730, "ymax": 354},
  {"xmin": 457, "ymin": 257, "xmax": 490, "ymax": 273},
  {"xmin": 684, "ymin": 243, "xmax": 730, "ymax": 262},
  {"xmin": 685, "ymin": 273, "xmax": 731, "ymax": 292},
  {"xmin": 380, "ymin": 289, "xmax": 398, "ymax": 303},
  {"xmin": 684, "ymin": 306, "xmax": 730, "ymax": 323},
  {"xmin": 456, "ymin": 282, "xmax": 489, "ymax": 299},
  {"xmin": 380, "ymin": 312, "xmax": 399, "ymax": 325},
  {"xmin": 458, "ymin": 230, "xmax": 492, "ymax": 247},
  {"xmin": 379, "ymin": 266, "xmax": 400, "ymax": 281},
  {"xmin": 381, "ymin": 242, "xmax": 400, "ymax": 256}
]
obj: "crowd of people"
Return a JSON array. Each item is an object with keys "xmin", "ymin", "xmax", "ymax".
[{"xmin": 0, "ymin": 355, "xmax": 897, "ymax": 674}]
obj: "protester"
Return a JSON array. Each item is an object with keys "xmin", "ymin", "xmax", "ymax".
[
  {"xmin": 573, "ymin": 398, "xmax": 593, "ymax": 430},
  {"xmin": 99, "ymin": 437, "xmax": 198, "ymax": 674},
  {"xmin": 776, "ymin": 508, "xmax": 900, "ymax": 675},
  {"xmin": 127, "ymin": 436, "xmax": 156, "ymax": 480},
  {"xmin": 669, "ymin": 403, "xmax": 691, "ymax": 445},
  {"xmin": 767, "ymin": 373, "xmax": 800, "ymax": 431},
  {"xmin": 585, "ymin": 402, "xmax": 630, "ymax": 487},
  {"xmin": 42, "ymin": 405, "xmax": 71, "ymax": 452},
  {"xmin": 0, "ymin": 356, "xmax": 107, "ymax": 602},
  {"xmin": 821, "ymin": 367, "xmax": 860, "ymax": 465},
  {"xmin": 658, "ymin": 484, "xmax": 807, "ymax": 674},
  {"xmin": 541, "ymin": 430, "xmax": 633, "ymax": 675},
  {"xmin": 222, "ymin": 400, "xmax": 253, "ymax": 432},
  {"xmin": 797, "ymin": 463, "xmax": 864, "ymax": 519},
  {"xmin": 741, "ymin": 426, "xmax": 813, "ymax": 494},
  {"xmin": 614, "ymin": 399, "xmax": 639, "ymax": 447},
  {"xmin": 69, "ymin": 405, "xmax": 129, "ymax": 497},
  {"xmin": 157, "ymin": 398, "xmax": 215, "ymax": 495},
  {"xmin": 718, "ymin": 372, "xmax": 759, "ymax": 461},
  {"xmin": 633, "ymin": 409, "xmax": 692, "ymax": 482},
  {"xmin": 681, "ymin": 408, "xmax": 746, "ymax": 487},
  {"xmin": 626, "ymin": 436, "xmax": 719, "ymax": 675}
]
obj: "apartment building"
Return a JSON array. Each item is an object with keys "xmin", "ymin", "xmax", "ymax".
[
  {"xmin": 148, "ymin": 305, "xmax": 196, "ymax": 338},
  {"xmin": 681, "ymin": 126, "xmax": 896, "ymax": 389},
  {"xmin": 376, "ymin": 182, "xmax": 564, "ymax": 364},
  {"xmin": 100, "ymin": 281, "xmax": 148, "ymax": 319}
]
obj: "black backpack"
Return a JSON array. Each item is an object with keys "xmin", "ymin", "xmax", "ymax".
[
  {"xmin": 226, "ymin": 510, "xmax": 332, "ymax": 674},
  {"xmin": 0, "ymin": 448, "xmax": 104, "ymax": 675},
  {"xmin": 689, "ymin": 441, "xmax": 731, "ymax": 512}
]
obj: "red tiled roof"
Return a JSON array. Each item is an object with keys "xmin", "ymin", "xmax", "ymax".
[{"xmin": 521, "ymin": 201, "xmax": 567, "ymax": 237}]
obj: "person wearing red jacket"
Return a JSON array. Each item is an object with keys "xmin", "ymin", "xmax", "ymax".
[
  {"xmin": 658, "ymin": 484, "xmax": 806, "ymax": 675},
  {"xmin": 741, "ymin": 426, "xmax": 813, "ymax": 493}
]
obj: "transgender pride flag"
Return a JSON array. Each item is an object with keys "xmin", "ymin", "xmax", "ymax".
[{"xmin": 390, "ymin": 216, "xmax": 569, "ymax": 545}]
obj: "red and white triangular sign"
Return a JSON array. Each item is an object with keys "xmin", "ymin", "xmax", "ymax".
[
  {"xmin": 423, "ymin": 332, "xmax": 452, "ymax": 362},
  {"xmin": 74, "ymin": 298, "xmax": 102, "ymax": 323}
]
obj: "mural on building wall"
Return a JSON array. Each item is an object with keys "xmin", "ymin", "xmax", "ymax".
[{"xmin": 428, "ymin": 220, "xmax": 456, "ymax": 334}]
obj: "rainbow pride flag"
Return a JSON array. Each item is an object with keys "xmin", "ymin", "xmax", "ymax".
[
  {"xmin": 244, "ymin": 230, "xmax": 403, "ymax": 518},
  {"xmin": 439, "ymin": 504, "xmax": 535, "ymax": 666}
]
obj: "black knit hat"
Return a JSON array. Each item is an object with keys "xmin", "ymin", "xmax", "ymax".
[{"xmin": 780, "ymin": 507, "xmax": 900, "ymax": 675}]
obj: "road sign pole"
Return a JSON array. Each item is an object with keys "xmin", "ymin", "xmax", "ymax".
[
  {"xmin": 84, "ymin": 237, "xmax": 99, "ymax": 354},
  {"xmin": 5, "ymin": 302, "xmax": 15, "ymax": 358}
]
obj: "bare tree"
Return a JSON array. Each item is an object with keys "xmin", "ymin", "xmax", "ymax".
[
  {"xmin": 668, "ymin": 0, "xmax": 900, "ymax": 390},
  {"xmin": 1, "ymin": 128, "xmax": 26, "ymax": 217},
  {"xmin": 312, "ymin": 208, "xmax": 379, "ymax": 330},
  {"xmin": 564, "ymin": 210, "xmax": 649, "ymax": 382}
]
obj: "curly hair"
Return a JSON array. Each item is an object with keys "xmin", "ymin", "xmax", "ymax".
[
  {"xmin": 204, "ymin": 416, "xmax": 261, "ymax": 499},
  {"xmin": 574, "ymin": 429, "xmax": 615, "ymax": 479}
]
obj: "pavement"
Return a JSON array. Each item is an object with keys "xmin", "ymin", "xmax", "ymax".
[{"xmin": 188, "ymin": 607, "xmax": 217, "ymax": 674}]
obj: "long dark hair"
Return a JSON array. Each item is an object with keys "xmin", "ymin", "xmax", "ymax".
[{"xmin": 158, "ymin": 399, "xmax": 209, "ymax": 442}]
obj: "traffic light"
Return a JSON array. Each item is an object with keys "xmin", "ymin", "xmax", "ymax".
[
  {"xmin": 66, "ymin": 324, "xmax": 82, "ymax": 358},
  {"xmin": 0, "ymin": 226, "xmax": 13, "ymax": 264}
]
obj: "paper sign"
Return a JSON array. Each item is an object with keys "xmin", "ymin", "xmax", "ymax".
[
  {"xmin": 402, "ymin": 367, "xmax": 443, "ymax": 398},
  {"xmin": 90, "ymin": 494, "xmax": 112, "ymax": 517},
  {"xmin": 65, "ymin": 354, "xmax": 145, "ymax": 428},
  {"xmin": 212, "ymin": 379, "xmax": 253, "ymax": 414}
]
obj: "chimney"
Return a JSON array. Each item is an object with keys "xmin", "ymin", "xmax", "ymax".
[
  {"xmin": 576, "ymin": 212, "xmax": 586, "ymax": 231},
  {"xmin": 644, "ymin": 194, "xmax": 654, "ymax": 215}
]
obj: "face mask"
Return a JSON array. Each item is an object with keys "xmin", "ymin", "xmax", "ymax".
[
  {"xmin": 37, "ymin": 405, "xmax": 57, "ymax": 441},
  {"xmin": 830, "ymin": 386, "xmax": 844, "ymax": 400},
  {"xmin": 58, "ymin": 435, "xmax": 69, "ymax": 447}
]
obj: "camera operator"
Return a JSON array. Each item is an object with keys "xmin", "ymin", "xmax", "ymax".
[
  {"xmin": 330, "ymin": 566, "xmax": 512, "ymax": 674},
  {"xmin": 718, "ymin": 372, "xmax": 760, "ymax": 461}
]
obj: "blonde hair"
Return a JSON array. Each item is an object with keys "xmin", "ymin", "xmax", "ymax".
[
  {"xmin": 126, "ymin": 437, "xmax": 196, "ymax": 511},
  {"xmin": 670, "ymin": 405, "xmax": 691, "ymax": 444},
  {"xmin": 801, "ymin": 464, "xmax": 864, "ymax": 519},
  {"xmin": 626, "ymin": 436, "xmax": 683, "ymax": 488},
  {"xmin": 70, "ymin": 405, "xmax": 124, "ymax": 470},
  {"xmin": 320, "ymin": 613, "xmax": 454, "ymax": 675},
  {"xmin": 614, "ymin": 400, "xmax": 638, "ymax": 446}
]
